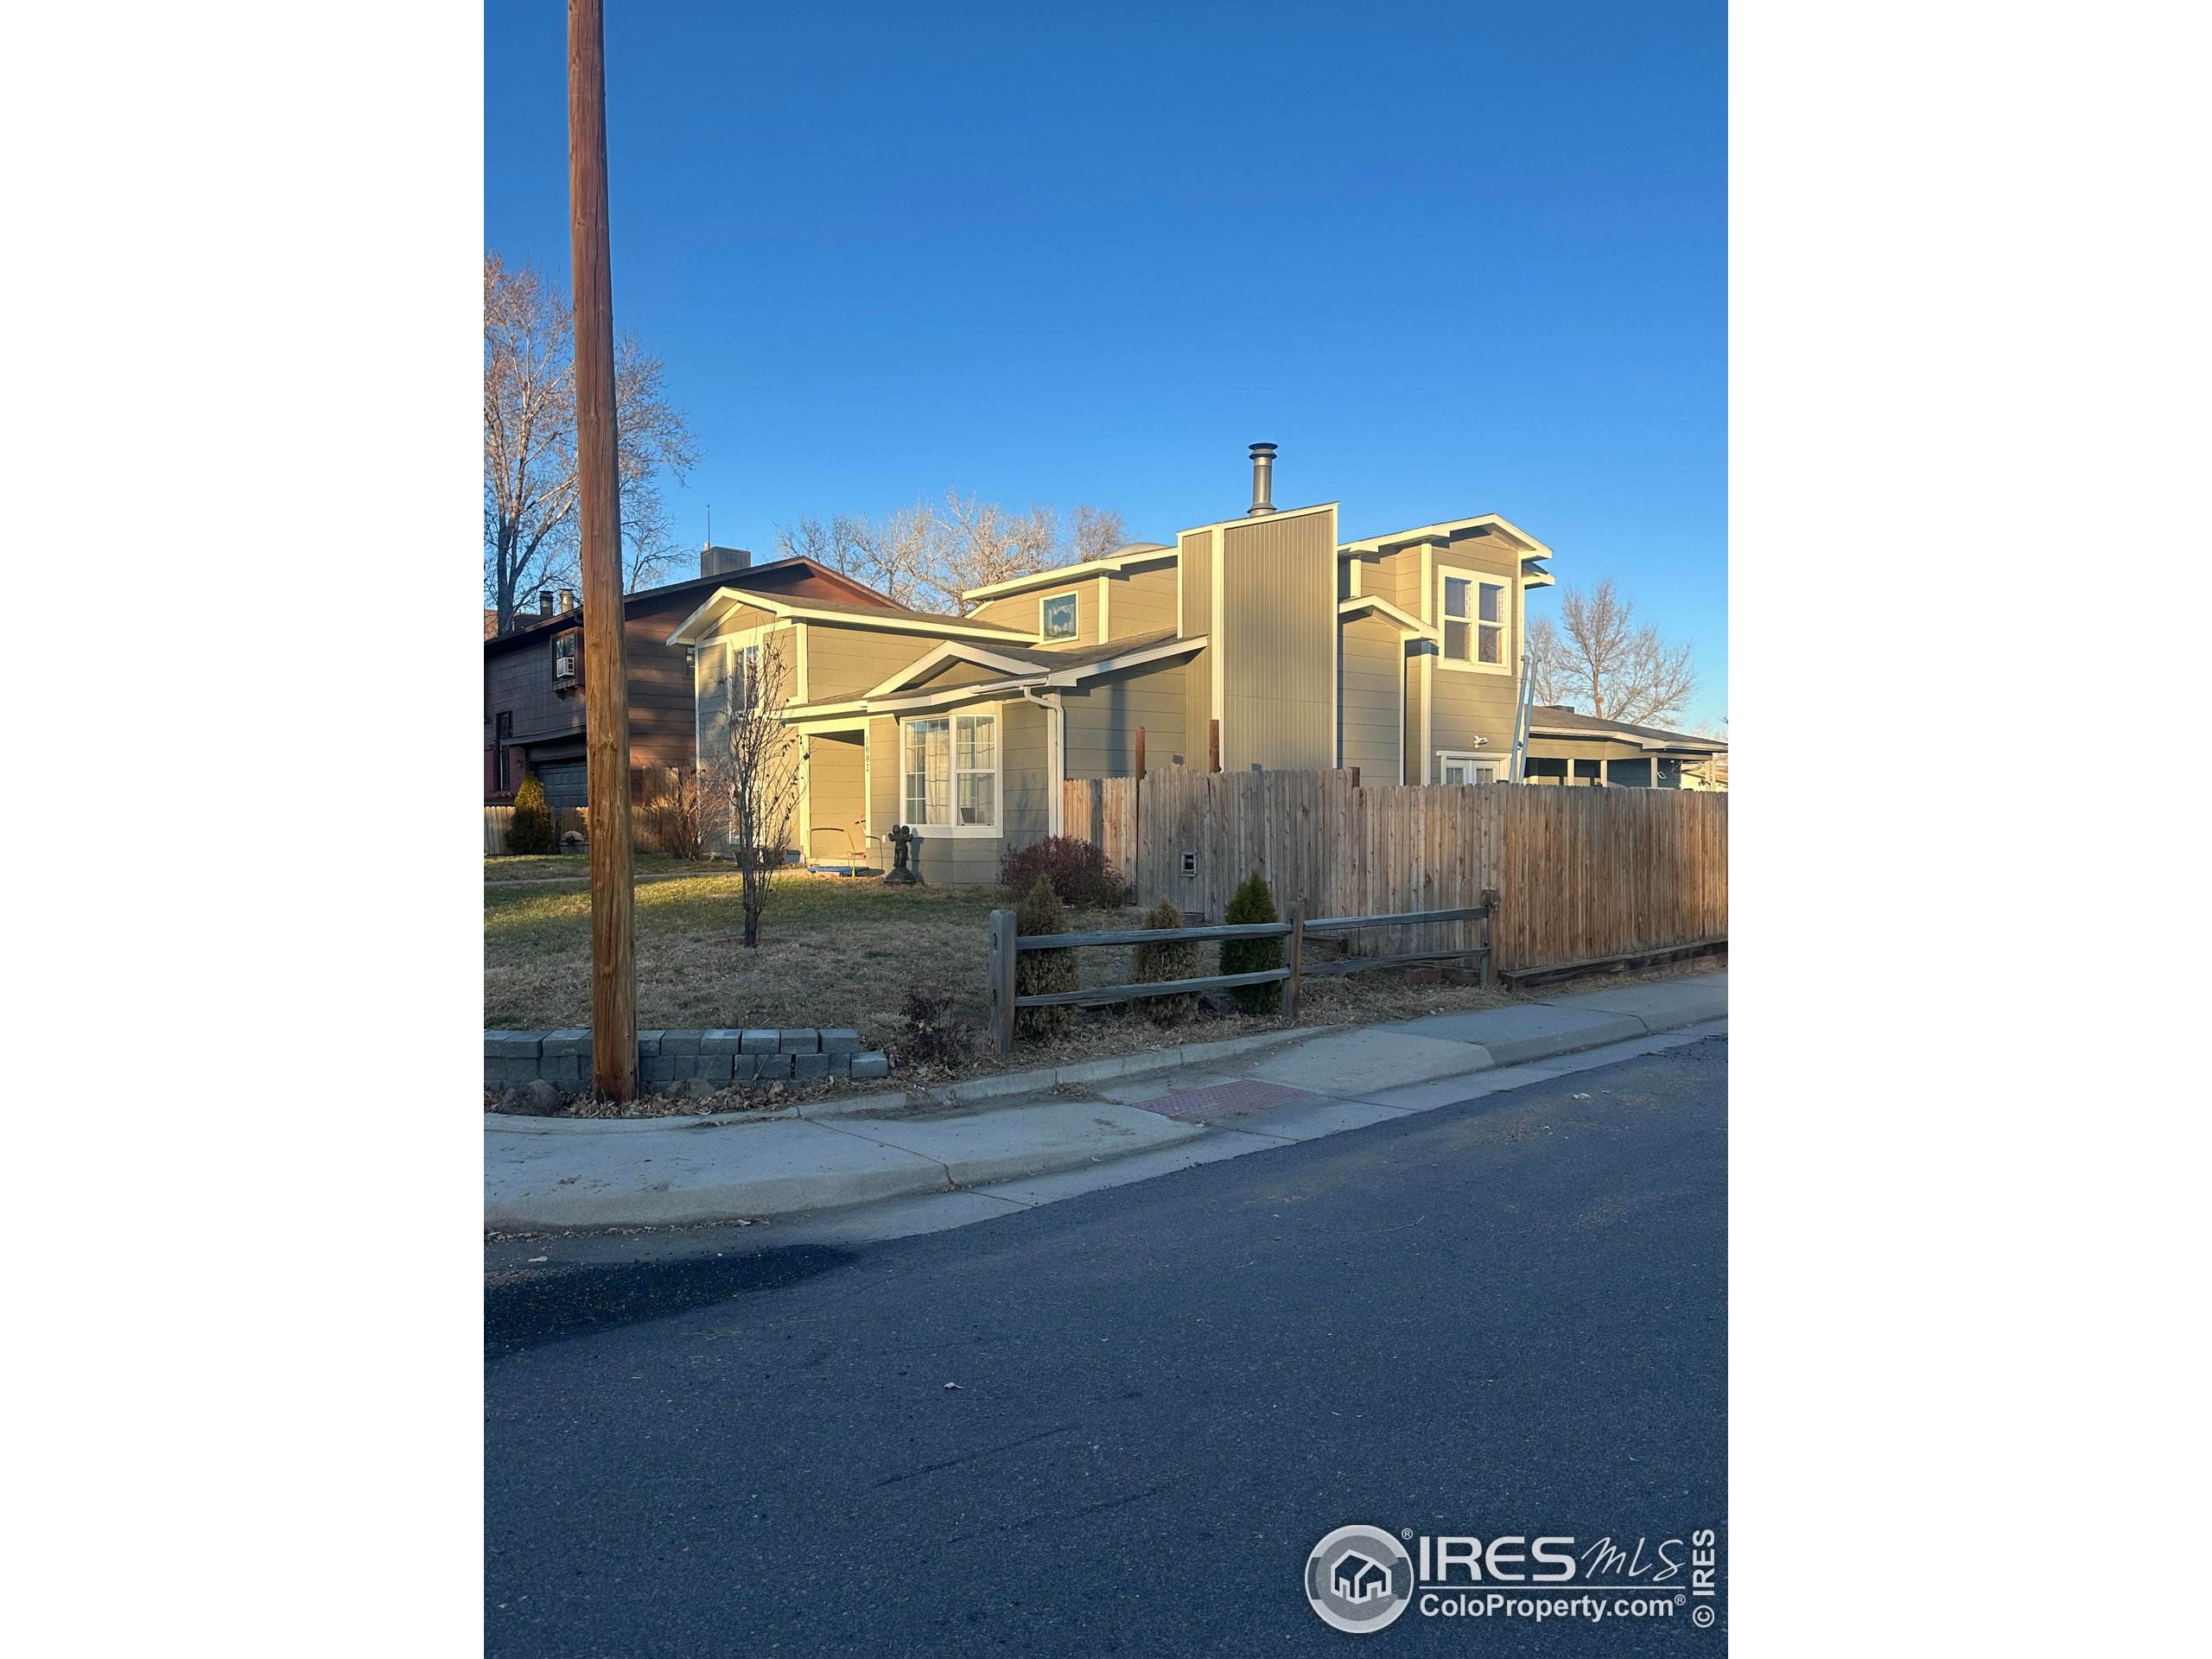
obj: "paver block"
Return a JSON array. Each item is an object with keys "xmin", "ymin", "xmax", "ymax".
[
  {"xmin": 741, "ymin": 1029, "xmax": 781, "ymax": 1054},
  {"xmin": 700, "ymin": 1029, "xmax": 747, "ymax": 1054},
  {"xmin": 687, "ymin": 1053, "xmax": 733, "ymax": 1084},
  {"xmin": 484, "ymin": 1031, "xmax": 548, "ymax": 1059},
  {"xmin": 818, "ymin": 1028, "xmax": 861, "ymax": 1055},
  {"xmin": 794, "ymin": 1052, "xmax": 832, "ymax": 1079},
  {"xmin": 635, "ymin": 1031, "xmax": 665, "ymax": 1059},
  {"xmin": 825, "ymin": 1052, "xmax": 852, "ymax": 1076},
  {"xmin": 660, "ymin": 1031, "xmax": 704, "ymax": 1056},
  {"xmin": 753, "ymin": 1053, "xmax": 794, "ymax": 1080},
  {"xmin": 779, "ymin": 1029, "xmax": 821, "ymax": 1054},
  {"xmin": 730, "ymin": 1054, "xmax": 758, "ymax": 1082},
  {"xmin": 849, "ymin": 1052, "xmax": 890, "ymax": 1080},
  {"xmin": 542, "ymin": 1028, "xmax": 592, "ymax": 1058}
]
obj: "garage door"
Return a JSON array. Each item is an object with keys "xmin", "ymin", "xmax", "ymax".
[{"xmin": 536, "ymin": 760, "xmax": 588, "ymax": 815}]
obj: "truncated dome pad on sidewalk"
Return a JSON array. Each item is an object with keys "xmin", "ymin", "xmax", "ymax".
[{"xmin": 1128, "ymin": 1079, "xmax": 1315, "ymax": 1121}]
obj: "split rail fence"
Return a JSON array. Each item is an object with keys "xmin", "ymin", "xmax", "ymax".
[
  {"xmin": 986, "ymin": 899, "xmax": 1495, "ymax": 1054},
  {"xmin": 1062, "ymin": 766, "xmax": 1725, "ymax": 976}
]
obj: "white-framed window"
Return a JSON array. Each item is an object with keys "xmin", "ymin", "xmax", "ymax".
[
  {"xmin": 1039, "ymin": 591, "xmax": 1079, "ymax": 642},
  {"xmin": 1437, "ymin": 751, "xmax": 1499, "ymax": 786},
  {"xmin": 725, "ymin": 639, "xmax": 761, "ymax": 709},
  {"xmin": 902, "ymin": 709, "xmax": 998, "ymax": 833},
  {"xmin": 1438, "ymin": 569, "xmax": 1510, "ymax": 671}
]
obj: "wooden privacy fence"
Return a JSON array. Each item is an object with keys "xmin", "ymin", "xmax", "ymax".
[
  {"xmin": 986, "ymin": 899, "xmax": 1495, "ymax": 1053},
  {"xmin": 1061, "ymin": 776, "xmax": 1137, "ymax": 877},
  {"xmin": 1097, "ymin": 767, "xmax": 1723, "ymax": 976}
]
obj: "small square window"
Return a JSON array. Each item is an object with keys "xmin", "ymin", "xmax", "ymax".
[{"xmin": 1040, "ymin": 593, "xmax": 1078, "ymax": 641}]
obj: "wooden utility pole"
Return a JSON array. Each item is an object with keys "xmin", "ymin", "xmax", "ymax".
[{"xmin": 569, "ymin": 0, "xmax": 637, "ymax": 1099}]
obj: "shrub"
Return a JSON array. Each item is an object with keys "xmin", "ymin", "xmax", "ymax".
[
  {"xmin": 636, "ymin": 770, "xmax": 702, "ymax": 861},
  {"xmin": 893, "ymin": 987, "xmax": 977, "ymax": 1071},
  {"xmin": 1014, "ymin": 876, "xmax": 1077, "ymax": 1039},
  {"xmin": 999, "ymin": 835, "xmax": 1131, "ymax": 909},
  {"xmin": 1219, "ymin": 868, "xmax": 1284, "ymax": 1014},
  {"xmin": 1129, "ymin": 897, "xmax": 1198, "ymax": 1026},
  {"xmin": 507, "ymin": 771, "xmax": 556, "ymax": 855}
]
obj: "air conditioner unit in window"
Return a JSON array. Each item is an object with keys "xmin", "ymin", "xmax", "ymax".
[{"xmin": 555, "ymin": 654, "xmax": 577, "ymax": 678}]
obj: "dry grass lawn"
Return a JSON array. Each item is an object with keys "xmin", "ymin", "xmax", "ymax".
[{"xmin": 486, "ymin": 865, "xmax": 1721, "ymax": 1086}]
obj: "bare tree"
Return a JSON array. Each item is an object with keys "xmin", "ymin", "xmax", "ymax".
[
  {"xmin": 704, "ymin": 638, "xmax": 804, "ymax": 948},
  {"xmin": 774, "ymin": 493, "xmax": 1133, "ymax": 613},
  {"xmin": 938, "ymin": 490, "xmax": 1059, "ymax": 600},
  {"xmin": 1528, "ymin": 580, "xmax": 1700, "ymax": 728},
  {"xmin": 1069, "ymin": 504, "xmax": 1129, "ymax": 563},
  {"xmin": 484, "ymin": 253, "xmax": 699, "ymax": 630}
]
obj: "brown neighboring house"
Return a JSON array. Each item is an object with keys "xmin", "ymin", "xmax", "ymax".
[{"xmin": 483, "ymin": 547, "xmax": 901, "ymax": 812}]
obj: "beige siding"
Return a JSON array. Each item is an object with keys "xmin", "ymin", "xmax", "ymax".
[
  {"xmin": 804, "ymin": 733, "xmax": 867, "ymax": 865},
  {"xmin": 866, "ymin": 715, "xmax": 900, "ymax": 841},
  {"xmin": 906, "ymin": 656, "xmax": 1020, "ymax": 692},
  {"xmin": 1220, "ymin": 510, "xmax": 1337, "ymax": 771},
  {"xmin": 801, "ymin": 622, "xmax": 948, "ymax": 701},
  {"xmin": 1338, "ymin": 613, "xmax": 1403, "ymax": 782},
  {"xmin": 1062, "ymin": 658, "xmax": 1190, "ymax": 779},
  {"xmin": 969, "ymin": 583, "xmax": 1098, "ymax": 644},
  {"xmin": 1427, "ymin": 650, "xmax": 1520, "ymax": 767},
  {"xmin": 1106, "ymin": 561, "xmax": 1179, "ymax": 640}
]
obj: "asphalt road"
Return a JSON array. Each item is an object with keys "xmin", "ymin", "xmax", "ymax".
[{"xmin": 486, "ymin": 1036, "xmax": 1727, "ymax": 1656}]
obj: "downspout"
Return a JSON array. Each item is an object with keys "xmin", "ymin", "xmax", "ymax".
[{"xmin": 1020, "ymin": 685, "xmax": 1065, "ymax": 837}]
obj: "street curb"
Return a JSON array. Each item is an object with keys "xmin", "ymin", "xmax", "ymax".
[
  {"xmin": 486, "ymin": 1007, "xmax": 1726, "ymax": 1232},
  {"xmin": 485, "ymin": 1109, "xmax": 1208, "ymax": 1231}
]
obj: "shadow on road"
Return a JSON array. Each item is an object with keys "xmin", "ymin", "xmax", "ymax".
[{"xmin": 486, "ymin": 1243, "xmax": 858, "ymax": 1355}]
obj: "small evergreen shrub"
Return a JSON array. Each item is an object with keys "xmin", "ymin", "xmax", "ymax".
[
  {"xmin": 1014, "ymin": 876, "xmax": 1077, "ymax": 1039},
  {"xmin": 999, "ymin": 836, "xmax": 1131, "ymax": 909},
  {"xmin": 507, "ymin": 771, "xmax": 556, "ymax": 855},
  {"xmin": 1219, "ymin": 868, "xmax": 1284, "ymax": 1014},
  {"xmin": 1130, "ymin": 898, "xmax": 1198, "ymax": 1026}
]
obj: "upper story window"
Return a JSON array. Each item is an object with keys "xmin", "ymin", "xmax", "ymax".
[
  {"xmin": 726, "ymin": 640, "xmax": 761, "ymax": 710},
  {"xmin": 551, "ymin": 628, "xmax": 582, "ymax": 685},
  {"xmin": 1040, "ymin": 592, "xmax": 1078, "ymax": 642},
  {"xmin": 903, "ymin": 711, "xmax": 997, "ymax": 832},
  {"xmin": 1439, "ymin": 570, "xmax": 1509, "ymax": 671}
]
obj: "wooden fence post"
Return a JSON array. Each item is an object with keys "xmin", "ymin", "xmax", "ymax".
[
  {"xmin": 1281, "ymin": 900, "xmax": 1305, "ymax": 1019},
  {"xmin": 1208, "ymin": 718, "xmax": 1221, "ymax": 773},
  {"xmin": 1480, "ymin": 887, "xmax": 1500, "ymax": 988},
  {"xmin": 988, "ymin": 908, "xmax": 1020, "ymax": 1054}
]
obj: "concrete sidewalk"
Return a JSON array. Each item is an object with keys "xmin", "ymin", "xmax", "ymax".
[{"xmin": 486, "ymin": 972, "xmax": 1726, "ymax": 1232}]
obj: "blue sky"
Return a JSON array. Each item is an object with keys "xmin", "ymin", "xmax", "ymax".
[{"xmin": 486, "ymin": 1, "xmax": 1726, "ymax": 727}]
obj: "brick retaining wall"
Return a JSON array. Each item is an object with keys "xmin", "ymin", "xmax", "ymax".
[{"xmin": 486, "ymin": 1028, "xmax": 890, "ymax": 1094}]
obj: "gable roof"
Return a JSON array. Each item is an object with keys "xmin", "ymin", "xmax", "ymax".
[
  {"xmin": 1528, "ymin": 706, "xmax": 1726, "ymax": 753},
  {"xmin": 1339, "ymin": 513, "xmax": 1555, "ymax": 588},
  {"xmin": 957, "ymin": 542, "xmax": 1179, "ymax": 604},
  {"xmin": 664, "ymin": 586, "xmax": 1031, "ymax": 647},
  {"xmin": 486, "ymin": 556, "xmax": 895, "ymax": 655},
  {"xmin": 855, "ymin": 629, "xmax": 1204, "ymax": 708}
]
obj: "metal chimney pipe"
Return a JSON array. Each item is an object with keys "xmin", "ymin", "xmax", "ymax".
[
  {"xmin": 1246, "ymin": 442, "xmax": 1278, "ymax": 517},
  {"xmin": 557, "ymin": 588, "xmax": 575, "ymax": 613},
  {"xmin": 539, "ymin": 590, "xmax": 554, "ymax": 616}
]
